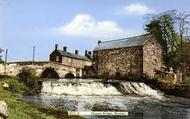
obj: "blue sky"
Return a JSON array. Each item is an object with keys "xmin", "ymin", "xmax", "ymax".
[{"xmin": 0, "ymin": 0, "xmax": 190, "ymax": 61}]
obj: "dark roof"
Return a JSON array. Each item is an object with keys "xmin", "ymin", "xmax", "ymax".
[
  {"xmin": 94, "ymin": 34, "xmax": 150, "ymax": 51},
  {"xmin": 57, "ymin": 50, "xmax": 91, "ymax": 62}
]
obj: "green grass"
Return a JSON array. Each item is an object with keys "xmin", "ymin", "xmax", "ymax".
[
  {"xmin": 0, "ymin": 78, "xmax": 84, "ymax": 119},
  {"xmin": 156, "ymin": 75, "xmax": 174, "ymax": 84},
  {"xmin": 184, "ymin": 76, "xmax": 190, "ymax": 85}
]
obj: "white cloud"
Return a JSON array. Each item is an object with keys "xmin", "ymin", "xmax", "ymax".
[
  {"xmin": 52, "ymin": 14, "xmax": 137, "ymax": 39},
  {"xmin": 124, "ymin": 3, "xmax": 155, "ymax": 15}
]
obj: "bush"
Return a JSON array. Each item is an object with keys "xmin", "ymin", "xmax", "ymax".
[
  {"xmin": 4, "ymin": 78, "xmax": 27, "ymax": 93},
  {"xmin": 17, "ymin": 67, "xmax": 38, "ymax": 88},
  {"xmin": 184, "ymin": 76, "xmax": 190, "ymax": 85}
]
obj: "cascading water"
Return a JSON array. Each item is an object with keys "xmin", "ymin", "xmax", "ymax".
[
  {"xmin": 41, "ymin": 79, "xmax": 162, "ymax": 99},
  {"xmin": 22, "ymin": 79, "xmax": 190, "ymax": 119}
]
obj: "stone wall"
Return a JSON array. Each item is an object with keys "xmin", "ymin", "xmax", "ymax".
[
  {"xmin": 62, "ymin": 56, "xmax": 92, "ymax": 68},
  {"xmin": 93, "ymin": 46, "xmax": 143, "ymax": 79},
  {"xmin": 143, "ymin": 36, "xmax": 163, "ymax": 78},
  {"xmin": 0, "ymin": 62, "xmax": 81, "ymax": 78}
]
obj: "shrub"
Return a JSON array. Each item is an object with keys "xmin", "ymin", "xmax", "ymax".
[
  {"xmin": 101, "ymin": 72, "xmax": 109, "ymax": 79},
  {"xmin": 4, "ymin": 78, "xmax": 27, "ymax": 93},
  {"xmin": 17, "ymin": 67, "xmax": 38, "ymax": 88},
  {"xmin": 184, "ymin": 76, "xmax": 190, "ymax": 85}
]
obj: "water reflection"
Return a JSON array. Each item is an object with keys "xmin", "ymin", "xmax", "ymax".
[{"xmin": 22, "ymin": 95, "xmax": 190, "ymax": 119}]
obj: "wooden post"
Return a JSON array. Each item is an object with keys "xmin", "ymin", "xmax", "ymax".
[
  {"xmin": 32, "ymin": 46, "xmax": 35, "ymax": 65},
  {"xmin": 4, "ymin": 49, "xmax": 8, "ymax": 75}
]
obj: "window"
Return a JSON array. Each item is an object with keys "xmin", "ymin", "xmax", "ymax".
[
  {"xmin": 56, "ymin": 56, "xmax": 59, "ymax": 61},
  {"xmin": 152, "ymin": 50, "xmax": 156, "ymax": 54}
]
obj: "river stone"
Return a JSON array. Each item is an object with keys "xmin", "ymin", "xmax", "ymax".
[{"xmin": 0, "ymin": 101, "xmax": 8, "ymax": 118}]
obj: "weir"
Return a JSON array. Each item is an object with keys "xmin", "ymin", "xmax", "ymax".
[
  {"xmin": 21, "ymin": 79, "xmax": 190, "ymax": 119},
  {"xmin": 41, "ymin": 79, "xmax": 162, "ymax": 99}
]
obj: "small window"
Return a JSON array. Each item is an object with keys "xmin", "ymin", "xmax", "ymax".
[
  {"xmin": 152, "ymin": 50, "xmax": 155, "ymax": 54},
  {"xmin": 56, "ymin": 56, "xmax": 59, "ymax": 61}
]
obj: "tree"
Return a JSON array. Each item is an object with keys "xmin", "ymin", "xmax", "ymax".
[
  {"xmin": 0, "ymin": 48, "xmax": 4, "ymax": 63},
  {"xmin": 17, "ymin": 67, "xmax": 38, "ymax": 88},
  {"xmin": 145, "ymin": 10, "xmax": 190, "ymax": 70},
  {"xmin": 171, "ymin": 43, "xmax": 190, "ymax": 80}
]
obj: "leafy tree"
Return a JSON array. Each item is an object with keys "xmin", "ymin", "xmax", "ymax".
[
  {"xmin": 17, "ymin": 67, "xmax": 38, "ymax": 88},
  {"xmin": 171, "ymin": 43, "xmax": 190, "ymax": 79},
  {"xmin": 0, "ymin": 48, "xmax": 4, "ymax": 64},
  {"xmin": 0, "ymin": 59, "xmax": 4, "ymax": 64},
  {"xmin": 145, "ymin": 10, "xmax": 190, "ymax": 70}
]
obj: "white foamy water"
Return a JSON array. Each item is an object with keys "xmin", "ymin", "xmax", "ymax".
[
  {"xmin": 119, "ymin": 82, "xmax": 162, "ymax": 99},
  {"xmin": 41, "ymin": 79, "xmax": 162, "ymax": 99},
  {"xmin": 22, "ymin": 79, "xmax": 190, "ymax": 119}
]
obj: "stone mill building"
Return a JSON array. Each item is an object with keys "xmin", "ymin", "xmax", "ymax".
[{"xmin": 93, "ymin": 34, "xmax": 163, "ymax": 79}]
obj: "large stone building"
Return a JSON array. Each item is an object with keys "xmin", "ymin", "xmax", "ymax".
[
  {"xmin": 93, "ymin": 34, "xmax": 163, "ymax": 79},
  {"xmin": 50, "ymin": 44, "xmax": 92, "ymax": 77}
]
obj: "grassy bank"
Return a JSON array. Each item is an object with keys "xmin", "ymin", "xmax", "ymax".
[{"xmin": 0, "ymin": 77, "xmax": 84, "ymax": 119}]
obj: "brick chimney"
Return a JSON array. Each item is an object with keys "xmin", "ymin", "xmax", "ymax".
[
  {"xmin": 63, "ymin": 46, "xmax": 67, "ymax": 52},
  {"xmin": 85, "ymin": 50, "xmax": 88, "ymax": 56},
  {"xmin": 88, "ymin": 51, "xmax": 92, "ymax": 56},
  {"xmin": 98, "ymin": 40, "xmax": 101, "ymax": 44},
  {"xmin": 75, "ymin": 50, "xmax": 79, "ymax": 55},
  {"xmin": 55, "ymin": 44, "xmax": 58, "ymax": 50}
]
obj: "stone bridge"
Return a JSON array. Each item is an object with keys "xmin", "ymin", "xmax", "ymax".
[{"xmin": 0, "ymin": 61, "xmax": 83, "ymax": 78}]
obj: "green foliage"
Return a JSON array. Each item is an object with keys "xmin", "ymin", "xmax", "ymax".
[
  {"xmin": 0, "ymin": 49, "xmax": 3, "ymax": 64},
  {"xmin": 171, "ymin": 43, "xmax": 190, "ymax": 69},
  {"xmin": 3, "ymin": 78, "xmax": 27, "ymax": 93},
  {"xmin": 145, "ymin": 10, "xmax": 190, "ymax": 70},
  {"xmin": 0, "ymin": 78, "xmax": 56, "ymax": 119},
  {"xmin": 17, "ymin": 67, "xmax": 38, "ymax": 88},
  {"xmin": 156, "ymin": 74, "xmax": 174, "ymax": 84},
  {"xmin": 0, "ymin": 78, "xmax": 84, "ymax": 119},
  {"xmin": 0, "ymin": 59, "xmax": 4, "ymax": 64},
  {"xmin": 184, "ymin": 76, "xmax": 190, "ymax": 85}
]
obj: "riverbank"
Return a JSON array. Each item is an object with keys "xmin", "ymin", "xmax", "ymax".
[
  {"xmin": 155, "ymin": 82, "xmax": 190, "ymax": 98},
  {"xmin": 140, "ymin": 77, "xmax": 190, "ymax": 99},
  {"xmin": 0, "ymin": 77, "xmax": 84, "ymax": 119},
  {"xmin": 98, "ymin": 77, "xmax": 190, "ymax": 99}
]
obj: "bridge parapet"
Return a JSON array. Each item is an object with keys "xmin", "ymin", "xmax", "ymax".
[{"xmin": 0, "ymin": 61, "xmax": 83, "ymax": 78}]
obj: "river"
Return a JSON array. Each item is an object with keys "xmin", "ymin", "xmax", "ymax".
[{"xmin": 21, "ymin": 79, "xmax": 190, "ymax": 119}]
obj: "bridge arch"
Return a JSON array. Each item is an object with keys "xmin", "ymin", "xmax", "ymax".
[
  {"xmin": 41, "ymin": 67, "xmax": 59, "ymax": 79},
  {"xmin": 65, "ymin": 72, "xmax": 75, "ymax": 79}
]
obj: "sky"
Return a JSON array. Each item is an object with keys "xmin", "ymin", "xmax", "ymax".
[{"xmin": 0, "ymin": 0, "xmax": 190, "ymax": 62}]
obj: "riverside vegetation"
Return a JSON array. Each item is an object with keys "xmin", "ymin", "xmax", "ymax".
[{"xmin": 0, "ymin": 74, "xmax": 84, "ymax": 119}]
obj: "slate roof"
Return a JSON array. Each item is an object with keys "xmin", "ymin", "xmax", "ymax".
[
  {"xmin": 57, "ymin": 50, "xmax": 91, "ymax": 62},
  {"xmin": 94, "ymin": 34, "xmax": 150, "ymax": 51}
]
